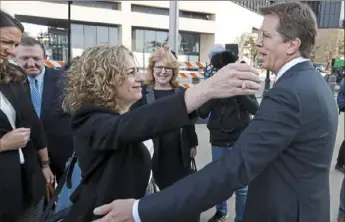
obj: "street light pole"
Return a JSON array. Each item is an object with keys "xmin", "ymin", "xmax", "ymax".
[
  {"xmin": 169, "ymin": 1, "xmax": 179, "ymax": 56},
  {"xmin": 68, "ymin": 1, "xmax": 72, "ymax": 63}
]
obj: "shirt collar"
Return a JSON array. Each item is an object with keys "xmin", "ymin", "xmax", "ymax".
[{"xmin": 276, "ymin": 57, "xmax": 309, "ymax": 81}]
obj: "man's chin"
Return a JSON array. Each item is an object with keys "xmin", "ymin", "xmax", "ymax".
[{"xmin": 27, "ymin": 72, "xmax": 40, "ymax": 77}]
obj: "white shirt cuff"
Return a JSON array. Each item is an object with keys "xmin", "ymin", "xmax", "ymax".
[{"xmin": 132, "ymin": 199, "xmax": 142, "ymax": 222}]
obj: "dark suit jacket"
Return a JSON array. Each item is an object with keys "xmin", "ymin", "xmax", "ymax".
[
  {"xmin": 138, "ymin": 61, "xmax": 339, "ymax": 222},
  {"xmin": 40, "ymin": 67, "xmax": 73, "ymax": 179},
  {"xmin": 63, "ymin": 91, "xmax": 197, "ymax": 222},
  {"xmin": 131, "ymin": 86, "xmax": 198, "ymax": 169},
  {"xmin": 0, "ymin": 77, "xmax": 47, "ymax": 218}
]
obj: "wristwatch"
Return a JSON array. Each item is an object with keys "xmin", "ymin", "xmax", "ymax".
[{"xmin": 41, "ymin": 160, "xmax": 50, "ymax": 168}]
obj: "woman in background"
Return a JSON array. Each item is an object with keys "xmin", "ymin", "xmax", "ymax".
[
  {"xmin": 132, "ymin": 48, "xmax": 199, "ymax": 221},
  {"xmin": 133, "ymin": 48, "xmax": 198, "ymax": 191}
]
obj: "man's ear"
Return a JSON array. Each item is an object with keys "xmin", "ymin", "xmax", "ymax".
[{"xmin": 287, "ymin": 38, "xmax": 301, "ymax": 55}]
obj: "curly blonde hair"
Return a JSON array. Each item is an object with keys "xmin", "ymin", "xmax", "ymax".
[
  {"xmin": 0, "ymin": 60, "xmax": 27, "ymax": 84},
  {"xmin": 146, "ymin": 48, "xmax": 179, "ymax": 88},
  {"xmin": 62, "ymin": 45, "xmax": 134, "ymax": 114}
]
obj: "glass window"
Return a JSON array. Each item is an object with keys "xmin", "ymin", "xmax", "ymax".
[
  {"xmin": 83, "ymin": 25, "xmax": 97, "ymax": 48},
  {"xmin": 179, "ymin": 32, "xmax": 200, "ymax": 54},
  {"xmin": 109, "ymin": 27, "xmax": 118, "ymax": 45},
  {"xmin": 155, "ymin": 31, "xmax": 168, "ymax": 47},
  {"xmin": 306, "ymin": 1, "xmax": 342, "ymax": 28},
  {"xmin": 74, "ymin": 1, "xmax": 120, "ymax": 10},
  {"xmin": 132, "ymin": 28, "xmax": 168, "ymax": 52},
  {"xmin": 131, "ymin": 28, "xmax": 201, "ymax": 64},
  {"xmin": 133, "ymin": 29, "xmax": 145, "ymax": 51},
  {"xmin": 144, "ymin": 30, "xmax": 156, "ymax": 51},
  {"xmin": 97, "ymin": 26, "xmax": 109, "ymax": 45},
  {"xmin": 131, "ymin": 5, "xmax": 169, "ymax": 16},
  {"xmin": 319, "ymin": 12, "xmax": 325, "ymax": 28},
  {"xmin": 72, "ymin": 23, "xmax": 118, "ymax": 49}
]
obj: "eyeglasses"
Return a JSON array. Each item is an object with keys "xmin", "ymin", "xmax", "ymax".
[
  {"xmin": 154, "ymin": 66, "xmax": 173, "ymax": 73},
  {"xmin": 257, "ymin": 30, "xmax": 283, "ymax": 41}
]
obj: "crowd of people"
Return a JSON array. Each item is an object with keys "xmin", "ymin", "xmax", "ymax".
[{"xmin": 0, "ymin": 1, "xmax": 344, "ymax": 222}]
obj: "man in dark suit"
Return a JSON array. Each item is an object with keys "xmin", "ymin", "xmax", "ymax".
[
  {"xmin": 91, "ymin": 2, "xmax": 339, "ymax": 222},
  {"xmin": 15, "ymin": 37, "xmax": 74, "ymax": 183}
]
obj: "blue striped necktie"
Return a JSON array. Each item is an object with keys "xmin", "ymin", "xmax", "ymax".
[{"xmin": 28, "ymin": 77, "xmax": 42, "ymax": 117}]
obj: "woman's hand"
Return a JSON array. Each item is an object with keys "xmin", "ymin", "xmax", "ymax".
[
  {"xmin": 0, "ymin": 128, "xmax": 31, "ymax": 152},
  {"xmin": 206, "ymin": 62, "xmax": 261, "ymax": 98},
  {"xmin": 42, "ymin": 166, "xmax": 55, "ymax": 184},
  {"xmin": 190, "ymin": 147, "xmax": 197, "ymax": 158},
  {"xmin": 184, "ymin": 63, "xmax": 261, "ymax": 113}
]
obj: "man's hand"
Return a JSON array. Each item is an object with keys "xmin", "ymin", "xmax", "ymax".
[
  {"xmin": 92, "ymin": 199, "xmax": 135, "ymax": 222},
  {"xmin": 42, "ymin": 166, "xmax": 54, "ymax": 184},
  {"xmin": 190, "ymin": 147, "xmax": 197, "ymax": 158}
]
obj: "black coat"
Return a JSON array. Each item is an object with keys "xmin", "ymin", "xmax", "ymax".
[
  {"xmin": 0, "ymin": 77, "xmax": 47, "ymax": 219},
  {"xmin": 63, "ymin": 91, "xmax": 197, "ymax": 222},
  {"xmin": 40, "ymin": 67, "xmax": 73, "ymax": 181},
  {"xmin": 198, "ymin": 95, "xmax": 259, "ymax": 147},
  {"xmin": 131, "ymin": 86, "xmax": 198, "ymax": 169}
]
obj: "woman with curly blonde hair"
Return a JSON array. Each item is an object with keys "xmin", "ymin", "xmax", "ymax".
[
  {"xmin": 60, "ymin": 44, "xmax": 261, "ymax": 221},
  {"xmin": 132, "ymin": 48, "xmax": 199, "ymax": 210}
]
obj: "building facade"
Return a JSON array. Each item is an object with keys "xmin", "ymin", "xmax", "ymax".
[
  {"xmin": 2, "ymin": 0, "xmax": 264, "ymax": 66},
  {"xmin": 233, "ymin": 0, "xmax": 344, "ymax": 29}
]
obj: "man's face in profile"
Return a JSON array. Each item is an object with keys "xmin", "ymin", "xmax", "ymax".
[{"xmin": 256, "ymin": 14, "xmax": 291, "ymax": 73}]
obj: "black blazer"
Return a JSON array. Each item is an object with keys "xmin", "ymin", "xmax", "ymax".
[
  {"xmin": 0, "ymin": 76, "xmax": 47, "ymax": 218},
  {"xmin": 131, "ymin": 86, "xmax": 198, "ymax": 169},
  {"xmin": 63, "ymin": 91, "xmax": 197, "ymax": 222},
  {"xmin": 137, "ymin": 61, "xmax": 339, "ymax": 222},
  {"xmin": 40, "ymin": 67, "xmax": 73, "ymax": 178}
]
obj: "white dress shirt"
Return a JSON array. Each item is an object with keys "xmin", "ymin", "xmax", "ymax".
[
  {"xmin": 132, "ymin": 139, "xmax": 155, "ymax": 222},
  {"xmin": 132, "ymin": 56, "xmax": 310, "ymax": 222},
  {"xmin": 275, "ymin": 57, "xmax": 309, "ymax": 82},
  {"xmin": 142, "ymin": 139, "xmax": 154, "ymax": 183},
  {"xmin": 0, "ymin": 92, "xmax": 25, "ymax": 164}
]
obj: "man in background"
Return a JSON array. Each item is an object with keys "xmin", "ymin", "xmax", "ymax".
[
  {"xmin": 15, "ymin": 37, "xmax": 74, "ymax": 183},
  {"xmin": 162, "ymin": 42, "xmax": 177, "ymax": 59}
]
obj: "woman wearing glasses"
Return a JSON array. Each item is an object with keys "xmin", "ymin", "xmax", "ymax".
[{"xmin": 133, "ymin": 48, "xmax": 199, "ymax": 200}]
